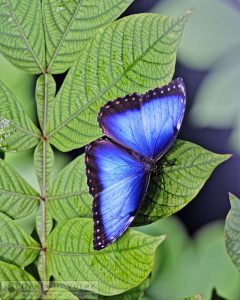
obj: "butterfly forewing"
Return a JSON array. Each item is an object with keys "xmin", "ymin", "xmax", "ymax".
[{"xmin": 98, "ymin": 78, "xmax": 186, "ymax": 160}]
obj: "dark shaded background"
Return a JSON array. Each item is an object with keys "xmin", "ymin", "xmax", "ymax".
[{"xmin": 55, "ymin": 0, "xmax": 240, "ymax": 235}]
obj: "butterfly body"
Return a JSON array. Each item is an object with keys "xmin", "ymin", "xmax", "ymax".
[{"xmin": 85, "ymin": 78, "xmax": 186, "ymax": 250}]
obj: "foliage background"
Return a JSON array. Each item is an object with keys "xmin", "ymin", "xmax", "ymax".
[{"xmin": 0, "ymin": 0, "xmax": 240, "ymax": 299}]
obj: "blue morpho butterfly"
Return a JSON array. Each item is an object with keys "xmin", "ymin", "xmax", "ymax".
[{"xmin": 85, "ymin": 78, "xmax": 186, "ymax": 250}]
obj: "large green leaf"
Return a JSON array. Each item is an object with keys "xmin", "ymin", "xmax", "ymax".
[
  {"xmin": 34, "ymin": 141, "xmax": 54, "ymax": 191},
  {"xmin": 153, "ymin": 0, "xmax": 240, "ymax": 69},
  {"xmin": 48, "ymin": 12, "xmax": 189, "ymax": 151},
  {"xmin": 225, "ymin": 194, "xmax": 240, "ymax": 272},
  {"xmin": 0, "ymin": 80, "xmax": 40, "ymax": 152},
  {"xmin": 0, "ymin": 261, "xmax": 41, "ymax": 299},
  {"xmin": 43, "ymin": 0, "xmax": 134, "ymax": 73},
  {"xmin": 0, "ymin": 0, "xmax": 45, "ymax": 73},
  {"xmin": 0, "ymin": 159, "xmax": 39, "ymax": 219},
  {"xmin": 135, "ymin": 140, "xmax": 229, "ymax": 224},
  {"xmin": 47, "ymin": 218, "xmax": 164, "ymax": 296},
  {"xmin": 48, "ymin": 155, "xmax": 92, "ymax": 222},
  {"xmin": 35, "ymin": 74, "xmax": 56, "ymax": 131},
  {"xmin": 0, "ymin": 212, "xmax": 40, "ymax": 267}
]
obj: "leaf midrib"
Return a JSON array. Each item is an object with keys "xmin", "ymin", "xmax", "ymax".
[
  {"xmin": 0, "ymin": 189, "xmax": 39, "ymax": 200},
  {"xmin": 47, "ymin": 0, "xmax": 84, "ymax": 72},
  {"xmin": 48, "ymin": 191, "xmax": 89, "ymax": 200},
  {"xmin": 0, "ymin": 241, "xmax": 40, "ymax": 251},
  {"xmin": 48, "ymin": 13, "xmax": 188, "ymax": 137},
  {"xmin": 162, "ymin": 155, "xmax": 227, "ymax": 174},
  {"xmin": 6, "ymin": 0, "xmax": 44, "ymax": 73},
  {"xmin": 48, "ymin": 239, "xmax": 160, "ymax": 256},
  {"xmin": 12, "ymin": 123, "xmax": 40, "ymax": 139}
]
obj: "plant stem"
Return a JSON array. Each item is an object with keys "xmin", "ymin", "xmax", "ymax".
[{"xmin": 39, "ymin": 72, "xmax": 49, "ymax": 293}]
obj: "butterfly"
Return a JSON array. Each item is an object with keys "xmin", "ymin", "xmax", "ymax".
[{"xmin": 85, "ymin": 78, "xmax": 186, "ymax": 250}]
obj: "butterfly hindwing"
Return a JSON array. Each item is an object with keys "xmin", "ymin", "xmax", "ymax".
[
  {"xmin": 98, "ymin": 78, "xmax": 186, "ymax": 160},
  {"xmin": 85, "ymin": 137, "xmax": 150, "ymax": 250}
]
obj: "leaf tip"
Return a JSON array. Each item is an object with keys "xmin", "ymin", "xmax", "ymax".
[
  {"xmin": 221, "ymin": 153, "xmax": 232, "ymax": 162},
  {"xmin": 215, "ymin": 152, "xmax": 232, "ymax": 164},
  {"xmin": 228, "ymin": 192, "xmax": 239, "ymax": 203}
]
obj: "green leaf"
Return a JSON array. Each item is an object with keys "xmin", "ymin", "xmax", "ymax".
[
  {"xmin": 0, "ymin": 0, "xmax": 45, "ymax": 73},
  {"xmin": 48, "ymin": 12, "xmax": 189, "ymax": 151},
  {"xmin": 225, "ymin": 194, "xmax": 240, "ymax": 272},
  {"xmin": 136, "ymin": 140, "xmax": 230, "ymax": 224},
  {"xmin": 47, "ymin": 218, "xmax": 164, "ymax": 296},
  {"xmin": 0, "ymin": 80, "xmax": 40, "ymax": 152},
  {"xmin": 0, "ymin": 261, "xmax": 41, "ymax": 299},
  {"xmin": 43, "ymin": 288, "xmax": 79, "ymax": 300},
  {"xmin": 34, "ymin": 141, "xmax": 54, "ymax": 191},
  {"xmin": 36, "ymin": 74, "xmax": 56, "ymax": 131},
  {"xmin": 0, "ymin": 159, "xmax": 39, "ymax": 219},
  {"xmin": 48, "ymin": 155, "xmax": 92, "ymax": 222},
  {"xmin": 0, "ymin": 212, "xmax": 40, "ymax": 267},
  {"xmin": 43, "ymin": 0, "xmax": 134, "ymax": 73},
  {"xmin": 153, "ymin": 0, "xmax": 240, "ymax": 69}
]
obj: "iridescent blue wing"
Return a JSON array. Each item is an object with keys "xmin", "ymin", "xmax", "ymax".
[
  {"xmin": 98, "ymin": 78, "xmax": 186, "ymax": 160},
  {"xmin": 85, "ymin": 137, "xmax": 150, "ymax": 250}
]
